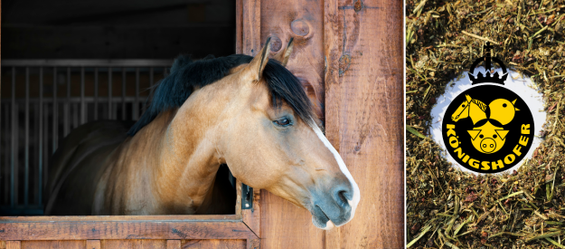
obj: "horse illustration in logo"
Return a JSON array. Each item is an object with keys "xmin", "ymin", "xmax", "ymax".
[{"xmin": 451, "ymin": 95, "xmax": 519, "ymax": 154}]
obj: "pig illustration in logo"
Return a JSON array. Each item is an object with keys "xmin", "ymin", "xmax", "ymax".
[{"xmin": 467, "ymin": 121, "xmax": 508, "ymax": 154}]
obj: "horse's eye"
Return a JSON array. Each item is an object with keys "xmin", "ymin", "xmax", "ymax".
[
  {"xmin": 274, "ymin": 117, "xmax": 291, "ymax": 127},
  {"xmin": 462, "ymin": 104, "xmax": 466, "ymax": 107}
]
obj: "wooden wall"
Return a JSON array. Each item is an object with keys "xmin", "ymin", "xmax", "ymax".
[{"xmin": 237, "ymin": 0, "xmax": 404, "ymax": 247}]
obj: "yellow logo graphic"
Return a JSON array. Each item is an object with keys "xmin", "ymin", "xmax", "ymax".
[{"xmin": 451, "ymin": 95, "xmax": 519, "ymax": 154}]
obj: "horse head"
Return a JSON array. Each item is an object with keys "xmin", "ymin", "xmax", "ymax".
[
  {"xmin": 451, "ymin": 95, "xmax": 471, "ymax": 122},
  {"xmin": 212, "ymin": 38, "xmax": 360, "ymax": 229}
]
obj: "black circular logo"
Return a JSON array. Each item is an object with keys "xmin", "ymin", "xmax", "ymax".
[{"xmin": 442, "ymin": 85, "xmax": 535, "ymax": 173}]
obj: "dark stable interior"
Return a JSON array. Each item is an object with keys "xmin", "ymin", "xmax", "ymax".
[{"xmin": 0, "ymin": 0, "xmax": 237, "ymax": 215}]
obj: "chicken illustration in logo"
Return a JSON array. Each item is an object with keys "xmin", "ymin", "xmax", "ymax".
[{"xmin": 451, "ymin": 95, "xmax": 519, "ymax": 154}]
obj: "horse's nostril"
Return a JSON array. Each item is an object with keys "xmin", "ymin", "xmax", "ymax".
[
  {"xmin": 338, "ymin": 190, "xmax": 348, "ymax": 204},
  {"xmin": 333, "ymin": 184, "xmax": 352, "ymax": 207}
]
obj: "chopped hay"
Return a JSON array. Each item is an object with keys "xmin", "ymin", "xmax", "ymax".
[{"xmin": 406, "ymin": 0, "xmax": 565, "ymax": 248}]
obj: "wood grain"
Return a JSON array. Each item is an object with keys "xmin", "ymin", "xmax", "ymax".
[
  {"xmin": 181, "ymin": 239, "xmax": 246, "ymax": 249},
  {"xmin": 101, "ymin": 239, "xmax": 167, "ymax": 249},
  {"xmin": 241, "ymin": 0, "xmax": 261, "ymax": 55},
  {"xmin": 21, "ymin": 240, "xmax": 85, "ymax": 249},
  {"xmin": 324, "ymin": 0, "xmax": 404, "ymax": 247},
  {"xmin": 260, "ymin": 192, "xmax": 324, "ymax": 248},
  {"xmin": 86, "ymin": 240, "xmax": 101, "ymax": 249},
  {"xmin": 0, "ymin": 220, "xmax": 255, "ymax": 241},
  {"xmin": 5, "ymin": 241, "xmax": 19, "ymax": 249},
  {"xmin": 166, "ymin": 240, "xmax": 181, "ymax": 249}
]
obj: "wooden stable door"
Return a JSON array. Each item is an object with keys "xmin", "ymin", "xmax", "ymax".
[{"xmin": 237, "ymin": 0, "xmax": 403, "ymax": 248}]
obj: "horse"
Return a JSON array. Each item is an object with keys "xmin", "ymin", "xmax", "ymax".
[
  {"xmin": 451, "ymin": 94, "xmax": 488, "ymax": 124},
  {"xmin": 44, "ymin": 38, "xmax": 360, "ymax": 230}
]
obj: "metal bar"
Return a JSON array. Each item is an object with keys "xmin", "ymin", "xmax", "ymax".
[
  {"xmin": 108, "ymin": 67, "xmax": 112, "ymax": 119},
  {"xmin": 143, "ymin": 67, "xmax": 154, "ymax": 113},
  {"xmin": 1, "ymin": 59, "xmax": 173, "ymax": 67},
  {"xmin": 10, "ymin": 67, "xmax": 16, "ymax": 208},
  {"xmin": 74, "ymin": 103, "xmax": 79, "ymax": 128},
  {"xmin": 25, "ymin": 67, "xmax": 30, "ymax": 207},
  {"xmin": 64, "ymin": 67, "xmax": 70, "ymax": 136},
  {"xmin": 4, "ymin": 105, "xmax": 9, "ymax": 204},
  {"xmin": 122, "ymin": 68, "xmax": 126, "ymax": 120},
  {"xmin": 134, "ymin": 68, "xmax": 140, "ymax": 120},
  {"xmin": 53, "ymin": 67, "xmax": 58, "ymax": 152},
  {"xmin": 94, "ymin": 68, "xmax": 99, "ymax": 120},
  {"xmin": 38, "ymin": 67, "xmax": 44, "ymax": 206},
  {"xmin": 80, "ymin": 67, "xmax": 86, "ymax": 124},
  {"xmin": 43, "ymin": 107, "xmax": 49, "ymax": 190}
]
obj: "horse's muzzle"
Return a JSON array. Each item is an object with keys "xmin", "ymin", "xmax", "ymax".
[{"xmin": 310, "ymin": 182, "xmax": 354, "ymax": 229}]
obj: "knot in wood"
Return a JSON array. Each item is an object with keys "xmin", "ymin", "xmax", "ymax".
[
  {"xmin": 291, "ymin": 19, "xmax": 310, "ymax": 36},
  {"xmin": 270, "ymin": 36, "xmax": 282, "ymax": 52}
]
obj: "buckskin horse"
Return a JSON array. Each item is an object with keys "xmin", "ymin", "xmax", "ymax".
[{"xmin": 44, "ymin": 38, "xmax": 360, "ymax": 229}]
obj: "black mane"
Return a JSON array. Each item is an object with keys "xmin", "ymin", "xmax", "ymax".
[{"xmin": 127, "ymin": 54, "xmax": 315, "ymax": 136}]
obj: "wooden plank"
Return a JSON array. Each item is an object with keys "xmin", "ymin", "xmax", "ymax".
[
  {"xmin": 4, "ymin": 241, "xmax": 20, "ymax": 249},
  {"xmin": 241, "ymin": 0, "xmax": 261, "ymax": 55},
  {"xmin": 260, "ymin": 192, "xmax": 324, "ymax": 248},
  {"xmin": 181, "ymin": 239, "xmax": 246, "ymax": 249},
  {"xmin": 86, "ymin": 240, "xmax": 101, "ymax": 249},
  {"xmin": 323, "ymin": 0, "xmax": 343, "ymax": 247},
  {"xmin": 235, "ymin": 0, "xmax": 243, "ymax": 54},
  {"xmin": 0, "ymin": 241, "xmax": 5, "ymax": 249},
  {"xmin": 0, "ymin": 220, "xmax": 254, "ymax": 241},
  {"xmin": 166, "ymin": 240, "xmax": 180, "ymax": 249},
  {"xmin": 101, "ymin": 239, "xmax": 166, "ymax": 249},
  {"xmin": 21, "ymin": 240, "xmax": 85, "ymax": 249},
  {"xmin": 324, "ymin": 0, "xmax": 404, "ymax": 248}
]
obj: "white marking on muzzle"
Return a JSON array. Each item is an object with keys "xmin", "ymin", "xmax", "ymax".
[{"xmin": 311, "ymin": 124, "xmax": 361, "ymax": 226}]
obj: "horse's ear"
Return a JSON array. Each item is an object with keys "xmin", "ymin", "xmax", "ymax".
[
  {"xmin": 246, "ymin": 37, "xmax": 272, "ymax": 82},
  {"xmin": 272, "ymin": 38, "xmax": 294, "ymax": 66},
  {"xmin": 465, "ymin": 95, "xmax": 472, "ymax": 102}
]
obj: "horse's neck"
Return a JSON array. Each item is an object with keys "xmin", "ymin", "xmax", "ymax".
[
  {"xmin": 468, "ymin": 99, "xmax": 488, "ymax": 124},
  {"xmin": 109, "ymin": 106, "xmax": 222, "ymax": 214},
  {"xmin": 470, "ymin": 99, "xmax": 487, "ymax": 112}
]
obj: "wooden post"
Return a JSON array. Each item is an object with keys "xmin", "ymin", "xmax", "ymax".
[{"xmin": 324, "ymin": 0, "xmax": 404, "ymax": 247}]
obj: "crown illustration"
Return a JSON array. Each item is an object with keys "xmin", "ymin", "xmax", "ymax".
[{"xmin": 468, "ymin": 42, "xmax": 508, "ymax": 85}]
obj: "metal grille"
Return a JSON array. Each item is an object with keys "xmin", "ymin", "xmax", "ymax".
[{"xmin": 0, "ymin": 59, "xmax": 173, "ymax": 215}]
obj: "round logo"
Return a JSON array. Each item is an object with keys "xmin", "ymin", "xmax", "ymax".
[{"xmin": 441, "ymin": 85, "xmax": 535, "ymax": 173}]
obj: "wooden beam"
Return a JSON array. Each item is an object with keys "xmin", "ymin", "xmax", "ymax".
[
  {"xmin": 0, "ymin": 218, "xmax": 255, "ymax": 241},
  {"xmin": 324, "ymin": 0, "xmax": 404, "ymax": 247}
]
